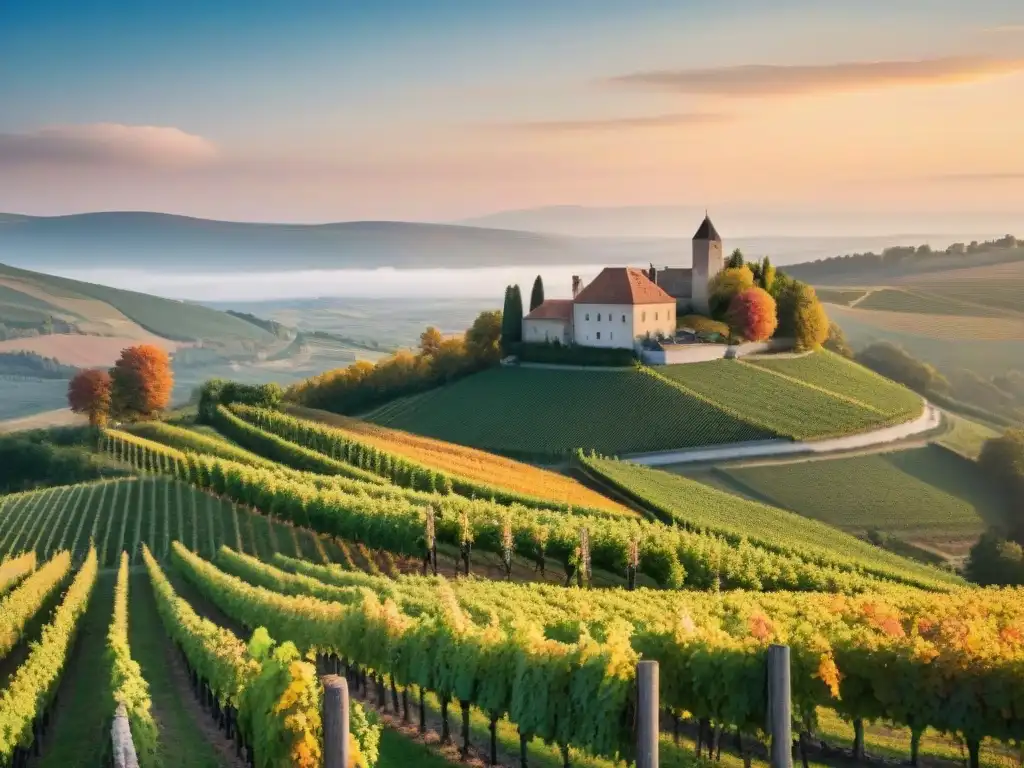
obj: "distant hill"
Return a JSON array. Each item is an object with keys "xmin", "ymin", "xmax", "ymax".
[
  {"xmin": 0, "ymin": 210, "xmax": 1000, "ymax": 273},
  {"xmin": 0, "ymin": 262, "xmax": 275, "ymax": 346},
  {"xmin": 0, "ymin": 211, "xmax": 616, "ymax": 271}
]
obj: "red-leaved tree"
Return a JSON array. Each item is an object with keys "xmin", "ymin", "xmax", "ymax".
[
  {"xmin": 727, "ymin": 287, "xmax": 778, "ymax": 342},
  {"xmin": 67, "ymin": 369, "xmax": 112, "ymax": 427},
  {"xmin": 110, "ymin": 344, "xmax": 173, "ymax": 421}
]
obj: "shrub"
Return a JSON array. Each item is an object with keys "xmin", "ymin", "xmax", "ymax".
[{"xmin": 513, "ymin": 342, "xmax": 636, "ymax": 367}]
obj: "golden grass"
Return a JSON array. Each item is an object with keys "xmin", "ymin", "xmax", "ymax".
[
  {"xmin": 826, "ymin": 305, "xmax": 1024, "ymax": 341},
  {"xmin": 288, "ymin": 405, "xmax": 632, "ymax": 514}
]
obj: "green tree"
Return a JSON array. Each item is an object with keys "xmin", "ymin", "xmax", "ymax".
[
  {"xmin": 979, "ymin": 430, "xmax": 1024, "ymax": 539},
  {"xmin": 500, "ymin": 286, "xmax": 515, "ymax": 353},
  {"xmin": 775, "ymin": 281, "xmax": 829, "ymax": 350},
  {"xmin": 759, "ymin": 256, "xmax": 776, "ymax": 292},
  {"xmin": 466, "ymin": 310, "xmax": 503, "ymax": 365},
  {"xmin": 725, "ymin": 248, "xmax": 745, "ymax": 269},
  {"xmin": 855, "ymin": 342, "xmax": 949, "ymax": 395},
  {"xmin": 965, "ymin": 531, "xmax": 1024, "ymax": 586},
  {"xmin": 508, "ymin": 285, "xmax": 524, "ymax": 345},
  {"xmin": 529, "ymin": 275, "xmax": 545, "ymax": 312},
  {"xmin": 824, "ymin": 321, "xmax": 854, "ymax": 358}
]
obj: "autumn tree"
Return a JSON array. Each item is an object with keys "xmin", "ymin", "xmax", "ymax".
[
  {"xmin": 466, "ymin": 310, "xmax": 503, "ymax": 365},
  {"xmin": 775, "ymin": 281, "xmax": 829, "ymax": 350},
  {"xmin": 529, "ymin": 275, "xmax": 545, "ymax": 312},
  {"xmin": 824, "ymin": 321, "xmax": 853, "ymax": 358},
  {"xmin": 708, "ymin": 265, "xmax": 755, "ymax": 318},
  {"xmin": 110, "ymin": 344, "xmax": 173, "ymax": 422},
  {"xmin": 67, "ymin": 369, "xmax": 112, "ymax": 427},
  {"xmin": 727, "ymin": 287, "xmax": 778, "ymax": 342},
  {"xmin": 420, "ymin": 326, "xmax": 444, "ymax": 357}
]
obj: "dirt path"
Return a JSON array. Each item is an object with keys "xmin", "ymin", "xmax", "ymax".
[{"xmin": 129, "ymin": 572, "xmax": 242, "ymax": 768}]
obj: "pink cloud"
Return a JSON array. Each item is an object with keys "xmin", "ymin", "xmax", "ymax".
[{"xmin": 0, "ymin": 124, "xmax": 218, "ymax": 168}]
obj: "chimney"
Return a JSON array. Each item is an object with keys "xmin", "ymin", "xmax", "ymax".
[{"xmin": 572, "ymin": 275, "xmax": 581, "ymax": 298}]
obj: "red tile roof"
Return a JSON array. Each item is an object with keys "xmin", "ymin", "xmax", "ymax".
[
  {"xmin": 573, "ymin": 267, "xmax": 675, "ymax": 305},
  {"xmin": 524, "ymin": 299, "xmax": 574, "ymax": 321}
]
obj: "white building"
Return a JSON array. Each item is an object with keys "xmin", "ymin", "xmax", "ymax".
[{"xmin": 522, "ymin": 267, "xmax": 677, "ymax": 350}]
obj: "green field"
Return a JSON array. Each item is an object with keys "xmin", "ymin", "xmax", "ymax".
[
  {"xmin": 747, "ymin": 350, "xmax": 923, "ymax": 418},
  {"xmin": 855, "ymin": 288, "xmax": 1002, "ymax": 317},
  {"xmin": 656, "ymin": 359, "xmax": 903, "ymax": 440},
  {"xmin": 0, "ymin": 263, "xmax": 275, "ymax": 344},
  {"xmin": 0, "ymin": 476, "xmax": 358, "ymax": 568},
  {"xmin": 366, "ymin": 366, "xmax": 775, "ymax": 457},
  {"xmin": 712, "ymin": 446, "xmax": 1003, "ymax": 553},
  {"xmin": 581, "ymin": 456, "xmax": 960, "ymax": 586},
  {"xmin": 815, "ymin": 288, "xmax": 868, "ymax": 306}
]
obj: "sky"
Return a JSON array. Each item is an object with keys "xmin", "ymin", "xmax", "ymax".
[{"xmin": 2, "ymin": 0, "xmax": 1024, "ymax": 233}]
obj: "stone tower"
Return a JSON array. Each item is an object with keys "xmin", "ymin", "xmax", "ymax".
[{"xmin": 691, "ymin": 213, "xmax": 723, "ymax": 314}]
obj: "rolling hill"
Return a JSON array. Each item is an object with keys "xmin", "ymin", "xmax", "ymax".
[{"xmin": 362, "ymin": 352, "xmax": 924, "ymax": 459}]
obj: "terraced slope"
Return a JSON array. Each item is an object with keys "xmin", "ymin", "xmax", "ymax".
[
  {"xmin": 747, "ymin": 350, "xmax": 924, "ymax": 419},
  {"xmin": 579, "ymin": 455, "xmax": 962, "ymax": 587},
  {"xmin": 288, "ymin": 405, "xmax": 630, "ymax": 513},
  {"xmin": 655, "ymin": 360, "xmax": 906, "ymax": 440},
  {"xmin": 0, "ymin": 477, "xmax": 363, "ymax": 569},
  {"xmin": 365, "ymin": 366, "xmax": 775, "ymax": 458},
  {"xmin": 715, "ymin": 446, "xmax": 1003, "ymax": 557}
]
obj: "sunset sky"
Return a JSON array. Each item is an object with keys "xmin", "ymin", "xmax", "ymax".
[{"xmin": 2, "ymin": 0, "xmax": 1024, "ymax": 233}]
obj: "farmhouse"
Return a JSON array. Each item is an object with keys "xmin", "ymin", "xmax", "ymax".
[{"xmin": 522, "ymin": 214, "xmax": 725, "ymax": 350}]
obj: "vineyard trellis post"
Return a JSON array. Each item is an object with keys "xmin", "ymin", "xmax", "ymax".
[
  {"xmin": 110, "ymin": 703, "xmax": 140, "ymax": 768},
  {"xmin": 636, "ymin": 660, "xmax": 659, "ymax": 768},
  {"xmin": 767, "ymin": 644, "xmax": 792, "ymax": 768},
  {"xmin": 322, "ymin": 674, "xmax": 351, "ymax": 768}
]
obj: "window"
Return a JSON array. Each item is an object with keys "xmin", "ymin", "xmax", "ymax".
[
  {"xmin": 622, "ymin": 315, "xmax": 626, "ymax": 323},
  {"xmin": 610, "ymin": 332, "xmax": 614, "ymax": 341},
  {"xmin": 597, "ymin": 313, "xmax": 602, "ymax": 321},
  {"xmin": 585, "ymin": 313, "xmax": 590, "ymax": 321},
  {"xmin": 655, "ymin": 312, "xmax": 659, "ymax": 321},
  {"xmin": 642, "ymin": 312, "xmax": 646, "ymax": 322},
  {"xmin": 596, "ymin": 332, "xmax": 601, "ymax": 340}
]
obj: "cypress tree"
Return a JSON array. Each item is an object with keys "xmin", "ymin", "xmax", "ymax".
[
  {"xmin": 509, "ymin": 285, "xmax": 524, "ymax": 345},
  {"xmin": 529, "ymin": 275, "xmax": 545, "ymax": 312},
  {"xmin": 500, "ymin": 285, "xmax": 514, "ymax": 353}
]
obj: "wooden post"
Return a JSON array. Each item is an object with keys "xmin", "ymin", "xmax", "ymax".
[
  {"xmin": 323, "ymin": 675, "xmax": 350, "ymax": 768},
  {"xmin": 111, "ymin": 703, "xmax": 141, "ymax": 768},
  {"xmin": 767, "ymin": 645, "xmax": 792, "ymax": 768},
  {"xmin": 636, "ymin": 660, "xmax": 659, "ymax": 768}
]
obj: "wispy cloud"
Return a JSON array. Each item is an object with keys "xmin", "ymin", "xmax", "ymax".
[
  {"xmin": 0, "ymin": 124, "xmax": 218, "ymax": 168},
  {"xmin": 489, "ymin": 112, "xmax": 732, "ymax": 133},
  {"xmin": 606, "ymin": 57, "xmax": 1024, "ymax": 97},
  {"xmin": 983, "ymin": 24, "xmax": 1024, "ymax": 34}
]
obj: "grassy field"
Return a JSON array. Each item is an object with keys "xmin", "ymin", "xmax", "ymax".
[
  {"xmin": 855, "ymin": 288, "xmax": 1004, "ymax": 317},
  {"xmin": 711, "ymin": 446, "xmax": 1002, "ymax": 557},
  {"xmin": 747, "ymin": 350, "xmax": 923, "ymax": 418},
  {"xmin": 0, "ymin": 476, "xmax": 359, "ymax": 568},
  {"xmin": 816, "ymin": 288, "xmax": 868, "ymax": 305},
  {"xmin": 367, "ymin": 366, "xmax": 775, "ymax": 457},
  {"xmin": 0, "ymin": 262, "xmax": 275, "ymax": 344},
  {"xmin": 896, "ymin": 260, "xmax": 1024, "ymax": 314},
  {"xmin": 289, "ymin": 405, "xmax": 631, "ymax": 513},
  {"xmin": 826, "ymin": 304, "xmax": 1024, "ymax": 342},
  {"xmin": 581, "ymin": 456, "xmax": 960, "ymax": 585},
  {"xmin": 656, "ymin": 359, "xmax": 904, "ymax": 440},
  {"xmin": 936, "ymin": 413, "xmax": 1000, "ymax": 460}
]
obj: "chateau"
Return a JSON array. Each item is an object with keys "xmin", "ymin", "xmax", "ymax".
[{"xmin": 522, "ymin": 215, "xmax": 725, "ymax": 350}]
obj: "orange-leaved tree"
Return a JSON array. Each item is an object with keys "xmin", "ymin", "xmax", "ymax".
[
  {"xmin": 727, "ymin": 287, "xmax": 778, "ymax": 342},
  {"xmin": 110, "ymin": 344, "xmax": 173, "ymax": 421},
  {"xmin": 67, "ymin": 369, "xmax": 112, "ymax": 427}
]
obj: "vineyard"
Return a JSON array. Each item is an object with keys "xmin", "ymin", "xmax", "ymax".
[
  {"xmin": 365, "ymin": 366, "xmax": 775, "ymax": 457},
  {"xmin": 654, "ymin": 361, "xmax": 911, "ymax": 440},
  {"xmin": 853, "ymin": 289, "xmax": 1005, "ymax": 318},
  {"xmin": 896, "ymin": 260, "xmax": 1024, "ymax": 314},
  {"xmin": 814, "ymin": 288, "xmax": 868, "ymax": 306},
  {"xmin": 0, "ymin": 386, "xmax": 1021, "ymax": 768},
  {"xmin": 714, "ymin": 446, "xmax": 1003, "ymax": 556},
  {"xmin": 287, "ymin": 404, "xmax": 630, "ymax": 514}
]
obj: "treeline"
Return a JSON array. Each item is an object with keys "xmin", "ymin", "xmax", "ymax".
[
  {"xmin": 855, "ymin": 342, "xmax": 1024, "ymax": 425},
  {"xmin": 969, "ymin": 430, "xmax": 1024, "ymax": 586},
  {"xmin": 0, "ymin": 351, "xmax": 79, "ymax": 379},
  {"xmin": 789, "ymin": 235, "xmax": 1023, "ymax": 281},
  {"xmin": 0, "ymin": 317, "xmax": 78, "ymax": 341},
  {"xmin": 225, "ymin": 310, "xmax": 292, "ymax": 339},
  {"xmin": 0, "ymin": 428, "xmax": 128, "ymax": 494},
  {"xmin": 287, "ymin": 311, "xmax": 502, "ymax": 414}
]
